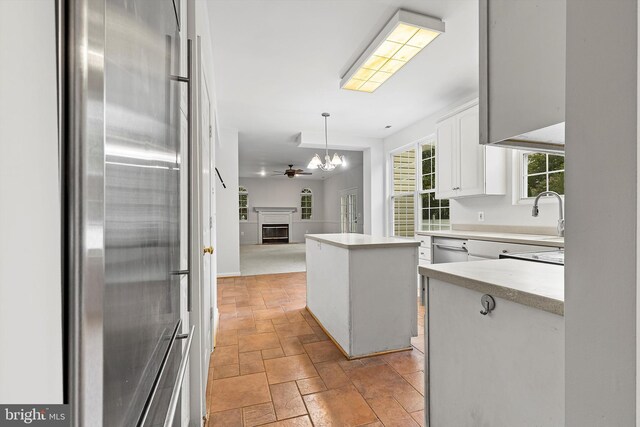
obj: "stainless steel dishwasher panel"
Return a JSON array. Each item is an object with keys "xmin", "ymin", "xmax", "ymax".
[{"xmin": 432, "ymin": 237, "xmax": 469, "ymax": 264}]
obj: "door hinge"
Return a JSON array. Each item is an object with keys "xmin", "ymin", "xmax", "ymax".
[
  {"xmin": 209, "ymin": 216, "xmax": 213, "ymax": 228},
  {"xmin": 209, "ymin": 125, "xmax": 212, "ymax": 138}
]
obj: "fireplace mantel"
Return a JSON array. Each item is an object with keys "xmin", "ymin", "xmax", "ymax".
[
  {"xmin": 254, "ymin": 207, "xmax": 297, "ymax": 213},
  {"xmin": 256, "ymin": 208, "xmax": 295, "ymax": 244}
]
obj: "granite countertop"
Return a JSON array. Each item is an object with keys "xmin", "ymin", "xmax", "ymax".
[
  {"xmin": 419, "ymin": 259, "xmax": 564, "ymax": 316},
  {"xmin": 416, "ymin": 229, "xmax": 564, "ymax": 248},
  {"xmin": 305, "ymin": 233, "xmax": 420, "ymax": 249}
]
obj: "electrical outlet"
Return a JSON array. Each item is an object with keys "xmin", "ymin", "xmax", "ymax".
[{"xmin": 478, "ymin": 211, "xmax": 485, "ymax": 222}]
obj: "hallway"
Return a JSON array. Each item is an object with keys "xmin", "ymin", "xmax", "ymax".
[{"xmin": 207, "ymin": 273, "xmax": 426, "ymax": 426}]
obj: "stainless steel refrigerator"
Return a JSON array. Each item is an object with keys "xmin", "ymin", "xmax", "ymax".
[{"xmin": 58, "ymin": 0, "xmax": 191, "ymax": 425}]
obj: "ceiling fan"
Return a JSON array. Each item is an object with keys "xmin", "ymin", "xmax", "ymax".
[{"xmin": 272, "ymin": 164, "xmax": 312, "ymax": 179}]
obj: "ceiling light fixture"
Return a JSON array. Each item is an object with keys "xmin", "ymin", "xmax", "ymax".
[
  {"xmin": 307, "ymin": 113, "xmax": 345, "ymax": 172},
  {"xmin": 341, "ymin": 9, "xmax": 445, "ymax": 93}
]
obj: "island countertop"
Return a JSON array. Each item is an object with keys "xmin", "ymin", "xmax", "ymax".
[
  {"xmin": 420, "ymin": 259, "xmax": 564, "ymax": 316},
  {"xmin": 305, "ymin": 233, "xmax": 420, "ymax": 249}
]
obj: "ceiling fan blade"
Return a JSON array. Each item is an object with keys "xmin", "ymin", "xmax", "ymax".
[
  {"xmin": 273, "ymin": 171, "xmax": 285, "ymax": 173},
  {"xmin": 297, "ymin": 172, "xmax": 312, "ymax": 175},
  {"xmin": 294, "ymin": 169, "xmax": 305, "ymax": 173}
]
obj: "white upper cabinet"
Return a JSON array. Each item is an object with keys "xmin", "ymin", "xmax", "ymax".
[
  {"xmin": 479, "ymin": 0, "xmax": 566, "ymax": 146},
  {"xmin": 436, "ymin": 101, "xmax": 506, "ymax": 199}
]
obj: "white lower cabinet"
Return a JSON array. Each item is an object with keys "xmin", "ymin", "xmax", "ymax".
[
  {"xmin": 428, "ymin": 279, "xmax": 564, "ymax": 426},
  {"xmin": 436, "ymin": 100, "xmax": 506, "ymax": 199}
]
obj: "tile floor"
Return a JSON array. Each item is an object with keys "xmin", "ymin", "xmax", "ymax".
[{"xmin": 206, "ymin": 272, "xmax": 426, "ymax": 427}]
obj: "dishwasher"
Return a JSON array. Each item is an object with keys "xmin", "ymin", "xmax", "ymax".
[{"xmin": 432, "ymin": 237, "xmax": 469, "ymax": 263}]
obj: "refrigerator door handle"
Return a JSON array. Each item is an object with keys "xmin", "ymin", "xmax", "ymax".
[
  {"xmin": 170, "ymin": 38, "xmax": 193, "ymax": 312},
  {"xmin": 162, "ymin": 325, "xmax": 195, "ymax": 427}
]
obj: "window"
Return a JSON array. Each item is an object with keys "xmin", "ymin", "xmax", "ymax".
[
  {"xmin": 391, "ymin": 148, "xmax": 416, "ymax": 237},
  {"xmin": 390, "ymin": 138, "xmax": 450, "ymax": 237},
  {"xmin": 522, "ymin": 152, "xmax": 565, "ymax": 198},
  {"xmin": 239, "ymin": 186, "xmax": 248, "ymax": 221},
  {"xmin": 420, "ymin": 142, "xmax": 449, "ymax": 231},
  {"xmin": 301, "ymin": 188, "xmax": 312, "ymax": 220}
]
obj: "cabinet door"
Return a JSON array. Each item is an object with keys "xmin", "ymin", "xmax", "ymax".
[
  {"xmin": 457, "ymin": 105, "xmax": 485, "ymax": 197},
  {"xmin": 435, "ymin": 116, "xmax": 457, "ymax": 199}
]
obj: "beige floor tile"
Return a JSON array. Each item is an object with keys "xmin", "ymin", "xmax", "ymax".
[
  {"xmin": 242, "ymin": 402, "xmax": 277, "ymax": 427},
  {"xmin": 411, "ymin": 410, "xmax": 426, "ymax": 427},
  {"xmin": 367, "ymin": 396, "xmax": 420, "ymax": 427},
  {"xmin": 264, "ymin": 354, "xmax": 318, "ymax": 384},
  {"xmin": 402, "ymin": 371, "xmax": 425, "ymax": 395},
  {"xmin": 209, "ymin": 373, "xmax": 271, "ymax": 413},
  {"xmin": 347, "ymin": 364, "xmax": 423, "ymax": 413},
  {"xmin": 279, "ymin": 336, "xmax": 305, "ymax": 356},
  {"xmin": 383, "ymin": 350, "xmax": 424, "ymax": 374},
  {"xmin": 303, "ymin": 340, "xmax": 346, "ymax": 364},
  {"xmin": 274, "ymin": 321, "xmax": 314, "ymax": 338},
  {"xmin": 212, "ymin": 364, "xmax": 240, "ymax": 379},
  {"xmin": 259, "ymin": 415, "xmax": 313, "ymax": 427},
  {"xmin": 212, "ymin": 345, "xmax": 239, "ymax": 366},
  {"xmin": 209, "ymin": 408, "xmax": 243, "ymax": 427},
  {"xmin": 314, "ymin": 361, "xmax": 351, "ymax": 390},
  {"xmin": 270, "ymin": 381, "xmax": 307, "ymax": 420},
  {"xmin": 238, "ymin": 332, "xmax": 281, "ymax": 353},
  {"xmin": 296, "ymin": 377, "xmax": 327, "ymax": 395},
  {"xmin": 262, "ymin": 347, "xmax": 285, "ymax": 360},
  {"xmin": 303, "ymin": 385, "xmax": 378, "ymax": 427}
]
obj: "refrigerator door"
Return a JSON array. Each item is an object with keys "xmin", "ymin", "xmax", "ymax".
[{"xmin": 103, "ymin": 1, "xmax": 181, "ymax": 425}]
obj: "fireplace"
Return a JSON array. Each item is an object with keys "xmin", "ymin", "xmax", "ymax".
[
  {"xmin": 262, "ymin": 224, "xmax": 289, "ymax": 244},
  {"xmin": 255, "ymin": 207, "xmax": 296, "ymax": 244}
]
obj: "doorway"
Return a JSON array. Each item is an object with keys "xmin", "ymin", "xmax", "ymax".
[{"xmin": 340, "ymin": 188, "xmax": 359, "ymax": 233}]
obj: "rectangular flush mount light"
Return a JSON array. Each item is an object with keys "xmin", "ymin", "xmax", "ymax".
[{"xmin": 341, "ymin": 9, "xmax": 445, "ymax": 93}]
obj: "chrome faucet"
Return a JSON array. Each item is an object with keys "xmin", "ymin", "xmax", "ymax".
[{"xmin": 532, "ymin": 191, "xmax": 564, "ymax": 237}]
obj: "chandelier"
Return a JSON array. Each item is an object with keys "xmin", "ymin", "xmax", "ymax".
[{"xmin": 307, "ymin": 113, "xmax": 346, "ymax": 171}]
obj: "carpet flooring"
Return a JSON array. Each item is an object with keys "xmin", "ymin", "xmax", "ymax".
[{"xmin": 240, "ymin": 244, "xmax": 306, "ymax": 276}]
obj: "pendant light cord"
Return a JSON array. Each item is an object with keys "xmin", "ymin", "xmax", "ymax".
[{"xmin": 324, "ymin": 114, "xmax": 329, "ymax": 158}]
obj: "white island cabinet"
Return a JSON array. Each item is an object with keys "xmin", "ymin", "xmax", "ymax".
[
  {"xmin": 420, "ymin": 259, "xmax": 564, "ymax": 426},
  {"xmin": 305, "ymin": 233, "xmax": 420, "ymax": 359}
]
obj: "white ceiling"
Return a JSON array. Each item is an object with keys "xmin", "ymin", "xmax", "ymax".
[{"xmin": 207, "ymin": 0, "xmax": 479, "ymax": 179}]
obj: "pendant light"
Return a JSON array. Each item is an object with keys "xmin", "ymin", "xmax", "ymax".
[{"xmin": 307, "ymin": 113, "xmax": 346, "ymax": 171}]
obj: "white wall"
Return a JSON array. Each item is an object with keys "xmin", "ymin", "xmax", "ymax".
[
  {"xmin": 0, "ymin": 0, "xmax": 62, "ymax": 403},
  {"xmin": 238, "ymin": 164, "xmax": 364, "ymax": 243},
  {"xmin": 215, "ymin": 128, "xmax": 240, "ymax": 276},
  {"xmin": 383, "ymin": 95, "xmax": 560, "ymax": 234},
  {"xmin": 565, "ymin": 0, "xmax": 638, "ymax": 424},
  {"xmin": 238, "ymin": 178, "xmax": 326, "ymax": 244},
  {"xmin": 298, "ymin": 132, "xmax": 384, "ymax": 236},
  {"xmin": 323, "ymin": 165, "xmax": 364, "ymax": 233}
]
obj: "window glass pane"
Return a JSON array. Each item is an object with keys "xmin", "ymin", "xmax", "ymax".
[
  {"xmin": 527, "ymin": 174, "xmax": 547, "ymax": 197},
  {"xmin": 548, "ymin": 171, "xmax": 564, "ymax": 195},
  {"xmin": 441, "ymin": 207, "xmax": 450, "ymax": 221},
  {"xmin": 527, "ymin": 153, "xmax": 547, "ymax": 175},
  {"xmin": 393, "ymin": 195, "xmax": 414, "ymax": 237},
  {"xmin": 393, "ymin": 149, "xmax": 416, "ymax": 193},
  {"xmin": 548, "ymin": 155, "xmax": 564, "ymax": 172}
]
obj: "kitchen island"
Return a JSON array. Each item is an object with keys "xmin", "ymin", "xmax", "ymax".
[
  {"xmin": 420, "ymin": 259, "xmax": 564, "ymax": 426},
  {"xmin": 305, "ymin": 233, "xmax": 420, "ymax": 359}
]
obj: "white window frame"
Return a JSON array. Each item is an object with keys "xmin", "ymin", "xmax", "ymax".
[
  {"xmin": 512, "ymin": 150, "xmax": 565, "ymax": 206},
  {"xmin": 300, "ymin": 188, "xmax": 313, "ymax": 220},
  {"xmin": 239, "ymin": 186, "xmax": 249, "ymax": 222},
  {"xmin": 388, "ymin": 135, "xmax": 450, "ymax": 237},
  {"xmin": 389, "ymin": 145, "xmax": 417, "ymax": 238},
  {"xmin": 418, "ymin": 136, "xmax": 450, "ymax": 232}
]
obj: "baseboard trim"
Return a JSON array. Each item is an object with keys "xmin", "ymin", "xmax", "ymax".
[
  {"xmin": 305, "ymin": 306, "xmax": 412, "ymax": 360},
  {"xmin": 217, "ymin": 272, "xmax": 241, "ymax": 278}
]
